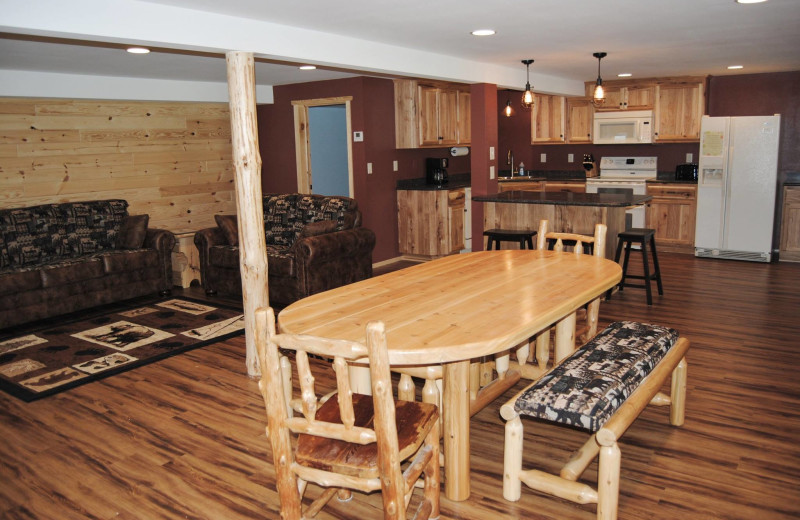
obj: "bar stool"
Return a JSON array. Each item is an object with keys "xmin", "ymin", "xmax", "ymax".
[
  {"xmin": 484, "ymin": 229, "xmax": 537, "ymax": 250},
  {"xmin": 606, "ymin": 228, "xmax": 663, "ymax": 305}
]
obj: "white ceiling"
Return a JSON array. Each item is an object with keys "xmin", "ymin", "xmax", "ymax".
[{"xmin": 2, "ymin": 0, "xmax": 799, "ymax": 94}]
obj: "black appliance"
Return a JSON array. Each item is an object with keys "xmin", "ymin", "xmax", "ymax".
[
  {"xmin": 675, "ymin": 163, "xmax": 698, "ymax": 182},
  {"xmin": 426, "ymin": 157, "xmax": 449, "ymax": 186}
]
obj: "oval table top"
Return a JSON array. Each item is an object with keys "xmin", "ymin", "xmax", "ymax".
[{"xmin": 278, "ymin": 250, "xmax": 622, "ymax": 365}]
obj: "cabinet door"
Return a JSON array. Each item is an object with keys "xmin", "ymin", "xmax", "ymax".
[
  {"xmin": 438, "ymin": 89, "xmax": 459, "ymax": 145},
  {"xmin": 531, "ymin": 94, "xmax": 565, "ymax": 144},
  {"xmin": 646, "ymin": 184, "xmax": 697, "ymax": 251},
  {"xmin": 566, "ymin": 98, "xmax": 593, "ymax": 143},
  {"xmin": 625, "ymin": 85, "xmax": 655, "ymax": 110},
  {"xmin": 597, "ymin": 86, "xmax": 625, "ymax": 110},
  {"xmin": 447, "ymin": 189, "xmax": 465, "ymax": 253},
  {"xmin": 457, "ymin": 91, "xmax": 471, "ymax": 145},
  {"xmin": 655, "ymin": 83, "xmax": 704, "ymax": 142},
  {"xmin": 780, "ymin": 186, "xmax": 800, "ymax": 261},
  {"xmin": 418, "ymin": 86, "xmax": 441, "ymax": 146}
]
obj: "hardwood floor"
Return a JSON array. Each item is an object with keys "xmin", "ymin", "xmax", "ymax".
[{"xmin": 1, "ymin": 253, "xmax": 799, "ymax": 519}]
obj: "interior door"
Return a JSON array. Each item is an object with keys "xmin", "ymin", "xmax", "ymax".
[{"xmin": 308, "ymin": 104, "xmax": 349, "ymax": 196}]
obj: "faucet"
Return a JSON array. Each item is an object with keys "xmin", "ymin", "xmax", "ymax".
[{"xmin": 507, "ymin": 149, "xmax": 515, "ymax": 175}]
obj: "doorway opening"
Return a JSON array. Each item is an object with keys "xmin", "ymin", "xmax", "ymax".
[{"xmin": 292, "ymin": 96, "xmax": 354, "ymax": 196}]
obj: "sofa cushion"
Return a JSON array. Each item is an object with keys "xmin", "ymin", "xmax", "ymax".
[
  {"xmin": 209, "ymin": 245, "xmax": 240, "ymax": 269},
  {"xmin": 262, "ymin": 194, "xmax": 359, "ymax": 248},
  {"xmin": 59, "ymin": 200, "xmax": 128, "ymax": 255},
  {"xmin": 39, "ymin": 257, "xmax": 105, "ymax": 288},
  {"xmin": 117, "ymin": 214, "xmax": 149, "ymax": 249},
  {"xmin": 0, "ymin": 267, "xmax": 43, "ymax": 296},
  {"xmin": 298, "ymin": 220, "xmax": 338, "ymax": 239},
  {"xmin": 98, "ymin": 249, "xmax": 160, "ymax": 274},
  {"xmin": 0, "ymin": 204, "xmax": 69, "ymax": 267},
  {"xmin": 215, "ymin": 214, "xmax": 239, "ymax": 245}
]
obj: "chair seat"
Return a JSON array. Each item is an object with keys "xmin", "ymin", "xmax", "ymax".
[{"xmin": 296, "ymin": 393, "xmax": 439, "ymax": 478}]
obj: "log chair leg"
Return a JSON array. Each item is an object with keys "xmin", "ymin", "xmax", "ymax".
[
  {"xmin": 516, "ymin": 341, "xmax": 530, "ymax": 368},
  {"xmin": 495, "ymin": 352, "xmax": 510, "ymax": 379},
  {"xmin": 469, "ymin": 362, "xmax": 481, "ymax": 400},
  {"xmin": 670, "ymin": 357, "xmax": 688, "ymax": 426},
  {"xmin": 424, "ymin": 416, "xmax": 441, "ymax": 519},
  {"xmin": 398, "ymin": 373, "xmax": 415, "ymax": 402},
  {"xmin": 597, "ymin": 443, "xmax": 621, "ymax": 520},
  {"xmin": 554, "ymin": 312, "xmax": 577, "ymax": 364},
  {"xmin": 280, "ymin": 355, "xmax": 293, "ymax": 418},
  {"xmin": 536, "ymin": 330, "xmax": 551, "ymax": 371},
  {"xmin": 503, "ymin": 415, "xmax": 524, "ymax": 501}
]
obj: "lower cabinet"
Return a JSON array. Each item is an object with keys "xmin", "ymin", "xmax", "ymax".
[
  {"xmin": 780, "ymin": 185, "xmax": 800, "ymax": 262},
  {"xmin": 544, "ymin": 181, "xmax": 586, "ymax": 194},
  {"xmin": 498, "ymin": 180, "xmax": 545, "ymax": 193},
  {"xmin": 398, "ymin": 188, "xmax": 465, "ymax": 257},
  {"xmin": 645, "ymin": 183, "xmax": 697, "ymax": 253}
]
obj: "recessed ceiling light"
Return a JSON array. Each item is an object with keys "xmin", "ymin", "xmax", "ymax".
[
  {"xmin": 126, "ymin": 47, "xmax": 150, "ymax": 54},
  {"xmin": 736, "ymin": 0, "xmax": 767, "ymax": 4},
  {"xmin": 471, "ymin": 29, "xmax": 496, "ymax": 36},
  {"xmin": 299, "ymin": 65, "xmax": 317, "ymax": 70},
  {"xmin": 727, "ymin": 65, "xmax": 744, "ymax": 69},
  {"xmin": 617, "ymin": 73, "xmax": 632, "ymax": 77}
]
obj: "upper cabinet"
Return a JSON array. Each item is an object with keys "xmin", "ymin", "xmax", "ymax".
[
  {"xmin": 531, "ymin": 93, "xmax": 566, "ymax": 144},
  {"xmin": 565, "ymin": 97, "xmax": 594, "ymax": 144},
  {"xmin": 653, "ymin": 81, "xmax": 705, "ymax": 142},
  {"xmin": 395, "ymin": 79, "xmax": 471, "ymax": 149},
  {"xmin": 584, "ymin": 76, "xmax": 707, "ymax": 142}
]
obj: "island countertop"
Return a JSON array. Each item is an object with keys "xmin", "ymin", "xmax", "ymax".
[{"xmin": 474, "ymin": 190, "xmax": 651, "ymax": 207}]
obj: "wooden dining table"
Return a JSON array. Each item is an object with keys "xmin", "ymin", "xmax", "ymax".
[{"xmin": 278, "ymin": 250, "xmax": 622, "ymax": 501}]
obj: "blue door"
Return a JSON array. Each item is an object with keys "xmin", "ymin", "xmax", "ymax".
[{"xmin": 308, "ymin": 104, "xmax": 350, "ymax": 196}]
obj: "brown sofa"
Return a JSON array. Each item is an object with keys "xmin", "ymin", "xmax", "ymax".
[
  {"xmin": 194, "ymin": 193, "xmax": 375, "ymax": 307},
  {"xmin": 0, "ymin": 200, "xmax": 175, "ymax": 330}
]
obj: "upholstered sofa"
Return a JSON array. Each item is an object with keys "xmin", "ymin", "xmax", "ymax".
[
  {"xmin": 194, "ymin": 193, "xmax": 375, "ymax": 307},
  {"xmin": 0, "ymin": 200, "xmax": 175, "ymax": 329}
]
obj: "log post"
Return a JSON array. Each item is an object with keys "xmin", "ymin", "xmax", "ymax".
[{"xmin": 226, "ymin": 51, "xmax": 268, "ymax": 377}]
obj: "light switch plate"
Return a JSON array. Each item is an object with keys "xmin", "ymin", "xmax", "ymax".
[
  {"xmin": 686, "ymin": 153, "xmax": 693, "ymax": 163},
  {"xmin": 393, "ymin": 160, "xmax": 398, "ymax": 172},
  {"xmin": 353, "ymin": 131, "xmax": 364, "ymax": 142},
  {"xmin": 568, "ymin": 153, "xmax": 574, "ymax": 163},
  {"xmin": 489, "ymin": 146, "xmax": 495, "ymax": 160},
  {"xmin": 540, "ymin": 153, "xmax": 547, "ymax": 163},
  {"xmin": 490, "ymin": 165, "xmax": 495, "ymax": 179},
  {"xmin": 367, "ymin": 162, "xmax": 373, "ymax": 174}
]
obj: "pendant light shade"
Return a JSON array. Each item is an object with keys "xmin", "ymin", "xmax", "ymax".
[
  {"xmin": 503, "ymin": 99, "xmax": 514, "ymax": 117},
  {"xmin": 521, "ymin": 59, "xmax": 534, "ymax": 109},
  {"xmin": 591, "ymin": 52, "xmax": 607, "ymax": 108}
]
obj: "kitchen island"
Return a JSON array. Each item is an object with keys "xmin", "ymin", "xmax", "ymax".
[{"xmin": 474, "ymin": 190, "xmax": 651, "ymax": 259}]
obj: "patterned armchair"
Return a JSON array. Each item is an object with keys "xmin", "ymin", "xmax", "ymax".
[{"xmin": 194, "ymin": 194, "xmax": 375, "ymax": 307}]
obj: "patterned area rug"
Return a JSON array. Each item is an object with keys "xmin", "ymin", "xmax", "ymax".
[{"xmin": 0, "ymin": 297, "xmax": 244, "ymax": 401}]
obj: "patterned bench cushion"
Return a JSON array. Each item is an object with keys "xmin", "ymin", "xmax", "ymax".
[{"xmin": 514, "ymin": 321, "xmax": 679, "ymax": 432}]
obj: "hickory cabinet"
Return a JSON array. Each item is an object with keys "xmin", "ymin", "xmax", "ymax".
[
  {"xmin": 779, "ymin": 185, "xmax": 800, "ymax": 262},
  {"xmin": 394, "ymin": 79, "xmax": 470, "ymax": 149},
  {"xmin": 531, "ymin": 95, "xmax": 594, "ymax": 145},
  {"xmin": 595, "ymin": 85, "xmax": 655, "ymax": 111},
  {"xmin": 498, "ymin": 180, "xmax": 545, "ymax": 193},
  {"xmin": 645, "ymin": 183, "xmax": 697, "ymax": 253},
  {"xmin": 397, "ymin": 188, "xmax": 465, "ymax": 257}
]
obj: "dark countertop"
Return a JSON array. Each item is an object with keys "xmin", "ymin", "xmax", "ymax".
[
  {"xmin": 474, "ymin": 191, "xmax": 651, "ymax": 207},
  {"xmin": 396, "ymin": 173, "xmax": 470, "ymax": 191}
]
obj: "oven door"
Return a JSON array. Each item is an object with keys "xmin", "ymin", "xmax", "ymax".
[{"xmin": 585, "ymin": 182, "xmax": 646, "ymax": 229}]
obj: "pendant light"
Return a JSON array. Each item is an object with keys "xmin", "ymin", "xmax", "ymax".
[
  {"xmin": 503, "ymin": 90, "xmax": 514, "ymax": 117},
  {"xmin": 591, "ymin": 52, "xmax": 607, "ymax": 108},
  {"xmin": 521, "ymin": 59, "xmax": 534, "ymax": 109}
]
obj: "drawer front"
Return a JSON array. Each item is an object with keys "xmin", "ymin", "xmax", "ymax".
[
  {"xmin": 647, "ymin": 184, "xmax": 696, "ymax": 199},
  {"xmin": 785, "ymin": 186, "xmax": 800, "ymax": 205}
]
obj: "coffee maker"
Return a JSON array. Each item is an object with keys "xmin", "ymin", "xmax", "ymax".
[{"xmin": 426, "ymin": 158, "xmax": 449, "ymax": 187}]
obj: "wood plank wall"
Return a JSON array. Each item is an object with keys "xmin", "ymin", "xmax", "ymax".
[{"xmin": 0, "ymin": 98, "xmax": 236, "ymax": 234}]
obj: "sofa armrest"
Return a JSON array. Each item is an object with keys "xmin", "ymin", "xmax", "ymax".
[
  {"xmin": 144, "ymin": 228, "xmax": 176, "ymax": 294},
  {"xmin": 194, "ymin": 227, "xmax": 228, "ymax": 293},
  {"xmin": 292, "ymin": 227, "xmax": 376, "ymax": 265}
]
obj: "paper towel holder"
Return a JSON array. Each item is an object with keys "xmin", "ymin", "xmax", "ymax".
[{"xmin": 450, "ymin": 146, "xmax": 469, "ymax": 157}]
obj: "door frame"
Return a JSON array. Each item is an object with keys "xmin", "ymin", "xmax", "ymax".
[{"xmin": 291, "ymin": 96, "xmax": 354, "ymax": 195}]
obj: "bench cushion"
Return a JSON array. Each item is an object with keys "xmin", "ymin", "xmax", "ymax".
[{"xmin": 514, "ymin": 321, "xmax": 679, "ymax": 432}]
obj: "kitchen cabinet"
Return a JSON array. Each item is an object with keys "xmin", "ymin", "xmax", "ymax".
[
  {"xmin": 654, "ymin": 81, "xmax": 705, "ymax": 142},
  {"xmin": 565, "ymin": 97, "xmax": 593, "ymax": 143},
  {"xmin": 645, "ymin": 183, "xmax": 697, "ymax": 253},
  {"xmin": 596, "ymin": 85, "xmax": 655, "ymax": 111},
  {"xmin": 498, "ymin": 180, "xmax": 545, "ymax": 193},
  {"xmin": 544, "ymin": 181, "xmax": 586, "ymax": 194},
  {"xmin": 394, "ymin": 79, "xmax": 470, "ymax": 149},
  {"xmin": 779, "ymin": 185, "xmax": 800, "ymax": 262},
  {"xmin": 531, "ymin": 94, "xmax": 565, "ymax": 144},
  {"xmin": 397, "ymin": 188, "xmax": 465, "ymax": 257}
]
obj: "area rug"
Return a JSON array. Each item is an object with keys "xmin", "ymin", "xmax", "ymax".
[{"xmin": 0, "ymin": 297, "xmax": 244, "ymax": 402}]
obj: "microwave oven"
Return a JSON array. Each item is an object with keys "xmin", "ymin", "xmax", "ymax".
[{"xmin": 593, "ymin": 110, "xmax": 653, "ymax": 144}]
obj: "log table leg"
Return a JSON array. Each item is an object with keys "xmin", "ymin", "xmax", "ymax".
[{"xmin": 444, "ymin": 360, "xmax": 471, "ymax": 501}]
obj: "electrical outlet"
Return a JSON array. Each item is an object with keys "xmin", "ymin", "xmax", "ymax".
[
  {"xmin": 686, "ymin": 153, "xmax": 693, "ymax": 163},
  {"xmin": 568, "ymin": 153, "xmax": 574, "ymax": 163},
  {"xmin": 393, "ymin": 160, "xmax": 398, "ymax": 172},
  {"xmin": 367, "ymin": 162, "xmax": 373, "ymax": 174},
  {"xmin": 490, "ymin": 165, "xmax": 495, "ymax": 179},
  {"xmin": 353, "ymin": 131, "xmax": 364, "ymax": 142},
  {"xmin": 540, "ymin": 153, "xmax": 547, "ymax": 163},
  {"xmin": 489, "ymin": 146, "xmax": 495, "ymax": 160}
]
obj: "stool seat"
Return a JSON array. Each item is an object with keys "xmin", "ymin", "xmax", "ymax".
[
  {"xmin": 607, "ymin": 228, "xmax": 663, "ymax": 305},
  {"xmin": 484, "ymin": 229, "xmax": 536, "ymax": 250}
]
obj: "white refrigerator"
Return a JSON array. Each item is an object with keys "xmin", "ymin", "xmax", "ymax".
[{"xmin": 695, "ymin": 115, "xmax": 781, "ymax": 262}]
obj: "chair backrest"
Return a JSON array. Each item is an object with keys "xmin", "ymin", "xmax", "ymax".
[
  {"xmin": 254, "ymin": 306, "xmax": 404, "ymax": 517},
  {"xmin": 537, "ymin": 219, "xmax": 607, "ymax": 258}
]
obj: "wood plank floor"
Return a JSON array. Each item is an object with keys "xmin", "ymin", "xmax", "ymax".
[{"xmin": 1, "ymin": 253, "xmax": 799, "ymax": 519}]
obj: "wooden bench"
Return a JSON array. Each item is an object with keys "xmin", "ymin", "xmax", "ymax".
[{"xmin": 501, "ymin": 321, "xmax": 690, "ymax": 520}]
